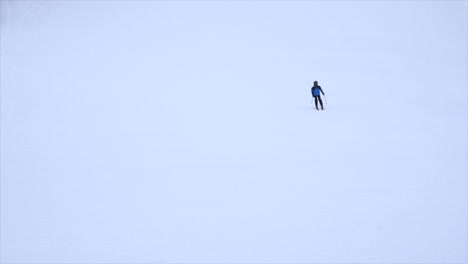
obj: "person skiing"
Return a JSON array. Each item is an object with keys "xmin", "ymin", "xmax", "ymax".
[{"xmin": 311, "ymin": 81, "xmax": 325, "ymax": 110}]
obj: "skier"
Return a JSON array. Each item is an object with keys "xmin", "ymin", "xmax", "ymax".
[{"xmin": 311, "ymin": 81, "xmax": 325, "ymax": 110}]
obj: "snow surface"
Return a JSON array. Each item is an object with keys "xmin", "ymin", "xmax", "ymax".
[{"xmin": 1, "ymin": 1, "xmax": 467, "ymax": 263}]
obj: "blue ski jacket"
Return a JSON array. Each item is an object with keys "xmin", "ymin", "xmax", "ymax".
[{"xmin": 311, "ymin": 85, "xmax": 324, "ymax": 97}]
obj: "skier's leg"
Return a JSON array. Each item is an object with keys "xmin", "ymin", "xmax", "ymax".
[
  {"xmin": 318, "ymin": 96, "xmax": 324, "ymax": 110},
  {"xmin": 314, "ymin": 97, "xmax": 319, "ymax": 110}
]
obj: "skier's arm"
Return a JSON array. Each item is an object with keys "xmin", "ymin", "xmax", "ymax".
[{"xmin": 320, "ymin": 87, "xmax": 325, "ymax": 95}]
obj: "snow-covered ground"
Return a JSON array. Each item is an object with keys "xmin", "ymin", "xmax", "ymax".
[{"xmin": 1, "ymin": 1, "xmax": 467, "ymax": 263}]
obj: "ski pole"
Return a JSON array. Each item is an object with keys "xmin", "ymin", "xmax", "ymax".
[{"xmin": 323, "ymin": 94, "xmax": 328, "ymax": 105}]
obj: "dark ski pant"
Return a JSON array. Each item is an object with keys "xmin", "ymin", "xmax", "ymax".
[{"xmin": 313, "ymin": 96, "xmax": 324, "ymax": 110}]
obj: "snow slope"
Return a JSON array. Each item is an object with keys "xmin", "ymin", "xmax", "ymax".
[{"xmin": 1, "ymin": 1, "xmax": 467, "ymax": 263}]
